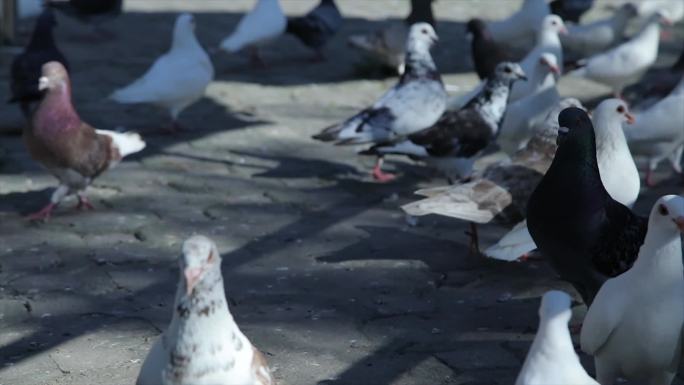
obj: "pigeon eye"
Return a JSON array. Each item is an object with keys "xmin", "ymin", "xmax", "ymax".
[
  {"xmin": 658, "ymin": 204, "xmax": 669, "ymax": 216},
  {"xmin": 421, "ymin": 29, "xmax": 428, "ymax": 34},
  {"xmin": 616, "ymin": 106, "xmax": 625, "ymax": 113},
  {"xmin": 504, "ymin": 67, "xmax": 512, "ymax": 74},
  {"xmin": 551, "ymin": 21, "xmax": 557, "ymax": 25}
]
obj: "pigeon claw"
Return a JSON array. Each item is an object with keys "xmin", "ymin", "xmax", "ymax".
[
  {"xmin": 372, "ymin": 165, "xmax": 396, "ymax": 183},
  {"xmin": 26, "ymin": 203, "xmax": 57, "ymax": 222},
  {"xmin": 76, "ymin": 196, "xmax": 95, "ymax": 211}
]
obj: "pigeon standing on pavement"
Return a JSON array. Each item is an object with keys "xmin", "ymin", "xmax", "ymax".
[
  {"xmin": 110, "ymin": 13, "xmax": 214, "ymax": 132},
  {"xmin": 220, "ymin": 0, "xmax": 287, "ymax": 66},
  {"xmin": 466, "ymin": 18, "xmax": 510, "ymax": 80},
  {"xmin": 313, "ymin": 23, "xmax": 447, "ymax": 182},
  {"xmin": 136, "ymin": 235, "xmax": 273, "ymax": 385},
  {"xmin": 527, "ymin": 107, "xmax": 647, "ymax": 304},
  {"xmin": 363, "ymin": 62, "xmax": 527, "ymax": 182},
  {"xmin": 624, "ymin": 77, "xmax": 684, "ymax": 186},
  {"xmin": 286, "ymin": 0, "xmax": 342, "ymax": 61},
  {"xmin": 24, "ymin": 62, "xmax": 145, "ymax": 221},
  {"xmin": 515, "ymin": 290, "xmax": 599, "ymax": 385},
  {"xmin": 568, "ymin": 12, "xmax": 669, "ymax": 98},
  {"xmin": 581, "ymin": 195, "xmax": 684, "ymax": 385},
  {"xmin": 9, "ymin": 8, "xmax": 69, "ymax": 118}
]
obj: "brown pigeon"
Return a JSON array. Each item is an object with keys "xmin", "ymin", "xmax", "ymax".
[{"xmin": 24, "ymin": 61, "xmax": 145, "ymax": 220}]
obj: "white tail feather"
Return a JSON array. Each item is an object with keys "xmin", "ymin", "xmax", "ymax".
[
  {"xmin": 97, "ymin": 128, "xmax": 146, "ymax": 158},
  {"xmin": 484, "ymin": 220, "xmax": 537, "ymax": 261}
]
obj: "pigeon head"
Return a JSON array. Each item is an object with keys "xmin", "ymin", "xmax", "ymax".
[
  {"xmin": 649, "ymin": 195, "xmax": 684, "ymax": 235},
  {"xmin": 539, "ymin": 290, "xmax": 572, "ymax": 324},
  {"xmin": 538, "ymin": 53, "xmax": 560, "ymax": 75},
  {"xmin": 38, "ymin": 61, "xmax": 70, "ymax": 93},
  {"xmin": 180, "ymin": 235, "xmax": 222, "ymax": 297},
  {"xmin": 593, "ymin": 99, "xmax": 635, "ymax": 128},
  {"xmin": 28, "ymin": 8, "xmax": 58, "ymax": 49},
  {"xmin": 555, "ymin": 106, "xmax": 596, "ymax": 154},
  {"xmin": 494, "ymin": 62, "xmax": 527, "ymax": 82},
  {"xmin": 652, "ymin": 10, "xmax": 673, "ymax": 26},
  {"xmin": 407, "ymin": 22, "xmax": 438, "ymax": 51},
  {"xmin": 541, "ymin": 14, "xmax": 567, "ymax": 35},
  {"xmin": 617, "ymin": 2, "xmax": 639, "ymax": 18},
  {"xmin": 172, "ymin": 13, "xmax": 198, "ymax": 50}
]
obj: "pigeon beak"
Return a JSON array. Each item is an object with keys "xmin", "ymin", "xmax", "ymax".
[
  {"xmin": 549, "ymin": 65, "xmax": 560, "ymax": 75},
  {"xmin": 674, "ymin": 216, "xmax": 684, "ymax": 233},
  {"xmin": 38, "ymin": 76, "xmax": 49, "ymax": 91},
  {"xmin": 559, "ymin": 26, "xmax": 568, "ymax": 35},
  {"xmin": 625, "ymin": 113, "xmax": 635, "ymax": 124},
  {"xmin": 184, "ymin": 267, "xmax": 203, "ymax": 296}
]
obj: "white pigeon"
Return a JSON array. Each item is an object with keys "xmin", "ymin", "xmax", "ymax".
[
  {"xmin": 486, "ymin": 98, "xmax": 641, "ymax": 261},
  {"xmin": 487, "ymin": 0, "xmax": 550, "ymax": 46},
  {"xmin": 624, "ymin": 77, "xmax": 684, "ymax": 186},
  {"xmin": 136, "ymin": 235, "xmax": 273, "ymax": 385},
  {"xmin": 568, "ymin": 11, "xmax": 669, "ymax": 98},
  {"xmin": 515, "ymin": 290, "xmax": 599, "ymax": 385},
  {"xmin": 498, "ymin": 53, "xmax": 560, "ymax": 154},
  {"xmin": 219, "ymin": 0, "xmax": 287, "ymax": 66},
  {"xmin": 110, "ymin": 13, "xmax": 213, "ymax": 132},
  {"xmin": 561, "ymin": 3, "xmax": 639, "ymax": 59},
  {"xmin": 451, "ymin": 14, "xmax": 566, "ymax": 109},
  {"xmin": 581, "ymin": 194, "xmax": 684, "ymax": 385},
  {"xmin": 637, "ymin": 0, "xmax": 684, "ymax": 23}
]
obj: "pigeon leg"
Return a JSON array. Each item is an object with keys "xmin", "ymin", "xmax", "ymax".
[
  {"xmin": 75, "ymin": 194, "xmax": 95, "ymax": 211},
  {"xmin": 645, "ymin": 167, "xmax": 656, "ymax": 187},
  {"xmin": 26, "ymin": 203, "xmax": 57, "ymax": 222},
  {"xmin": 465, "ymin": 222, "xmax": 481, "ymax": 256},
  {"xmin": 249, "ymin": 47, "xmax": 267, "ymax": 68},
  {"xmin": 372, "ymin": 157, "xmax": 396, "ymax": 182}
]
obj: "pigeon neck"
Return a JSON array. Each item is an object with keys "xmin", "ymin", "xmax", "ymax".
[
  {"xmin": 33, "ymin": 83, "xmax": 81, "ymax": 133},
  {"xmin": 636, "ymin": 224, "xmax": 683, "ymax": 273},
  {"xmin": 594, "ymin": 115, "xmax": 629, "ymax": 157},
  {"xmin": 469, "ymin": 76, "xmax": 513, "ymax": 132},
  {"xmin": 532, "ymin": 317, "xmax": 576, "ymax": 357},
  {"xmin": 636, "ymin": 16, "xmax": 661, "ymax": 45},
  {"xmin": 402, "ymin": 48, "xmax": 439, "ymax": 82},
  {"xmin": 406, "ymin": 0, "xmax": 435, "ymax": 26},
  {"xmin": 171, "ymin": 26, "xmax": 201, "ymax": 52},
  {"xmin": 28, "ymin": 20, "xmax": 56, "ymax": 50}
]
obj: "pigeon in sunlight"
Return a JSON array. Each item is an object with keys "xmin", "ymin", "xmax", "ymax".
[
  {"xmin": 486, "ymin": 0, "xmax": 550, "ymax": 46},
  {"xmin": 581, "ymin": 194, "xmax": 684, "ymax": 385},
  {"xmin": 45, "ymin": 0, "xmax": 122, "ymax": 39},
  {"xmin": 220, "ymin": 0, "xmax": 287, "ymax": 67},
  {"xmin": 487, "ymin": 98, "xmax": 641, "ymax": 262},
  {"xmin": 285, "ymin": 0, "xmax": 343, "ymax": 61},
  {"xmin": 515, "ymin": 290, "xmax": 599, "ymax": 385},
  {"xmin": 401, "ymin": 98, "xmax": 581, "ymax": 256},
  {"xmin": 136, "ymin": 235, "xmax": 273, "ymax": 385},
  {"xmin": 624, "ymin": 76, "xmax": 684, "ymax": 186},
  {"xmin": 466, "ymin": 18, "xmax": 511, "ymax": 81},
  {"xmin": 568, "ymin": 11, "xmax": 670, "ymax": 98},
  {"xmin": 24, "ymin": 61, "xmax": 145, "ymax": 221},
  {"xmin": 561, "ymin": 3, "xmax": 638, "ymax": 60},
  {"xmin": 9, "ymin": 8, "xmax": 69, "ymax": 118},
  {"xmin": 109, "ymin": 13, "xmax": 214, "ymax": 133},
  {"xmin": 363, "ymin": 61, "xmax": 527, "ymax": 185},
  {"xmin": 527, "ymin": 107, "xmax": 647, "ymax": 305},
  {"xmin": 313, "ymin": 23, "xmax": 447, "ymax": 182}
]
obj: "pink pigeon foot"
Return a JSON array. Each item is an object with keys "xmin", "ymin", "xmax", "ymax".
[
  {"xmin": 372, "ymin": 164, "xmax": 396, "ymax": 182},
  {"xmin": 645, "ymin": 168, "xmax": 656, "ymax": 187},
  {"xmin": 76, "ymin": 195, "xmax": 95, "ymax": 211},
  {"xmin": 26, "ymin": 203, "xmax": 57, "ymax": 221}
]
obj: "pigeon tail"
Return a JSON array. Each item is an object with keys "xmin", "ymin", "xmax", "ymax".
[
  {"xmin": 484, "ymin": 220, "xmax": 537, "ymax": 261},
  {"xmin": 96, "ymin": 129, "xmax": 146, "ymax": 158}
]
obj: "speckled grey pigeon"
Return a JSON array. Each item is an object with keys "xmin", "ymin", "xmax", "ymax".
[{"xmin": 136, "ymin": 235, "xmax": 273, "ymax": 385}]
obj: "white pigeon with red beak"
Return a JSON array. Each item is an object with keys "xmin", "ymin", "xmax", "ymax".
[
  {"xmin": 498, "ymin": 52, "xmax": 561, "ymax": 154},
  {"xmin": 136, "ymin": 235, "xmax": 273, "ymax": 385},
  {"xmin": 581, "ymin": 194, "xmax": 684, "ymax": 385},
  {"xmin": 486, "ymin": 99, "xmax": 641, "ymax": 261}
]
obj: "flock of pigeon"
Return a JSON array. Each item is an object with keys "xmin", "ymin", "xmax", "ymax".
[{"xmin": 4, "ymin": 0, "xmax": 684, "ymax": 384}]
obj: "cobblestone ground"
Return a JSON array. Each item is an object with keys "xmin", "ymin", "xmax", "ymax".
[{"xmin": 0, "ymin": 1, "xmax": 683, "ymax": 384}]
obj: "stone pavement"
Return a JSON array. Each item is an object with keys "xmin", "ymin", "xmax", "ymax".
[{"xmin": 0, "ymin": 1, "xmax": 683, "ymax": 384}]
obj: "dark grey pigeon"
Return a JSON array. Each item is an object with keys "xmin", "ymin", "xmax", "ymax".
[
  {"xmin": 364, "ymin": 62, "xmax": 527, "ymax": 182},
  {"xmin": 46, "ymin": 0, "xmax": 122, "ymax": 38},
  {"xmin": 286, "ymin": 0, "xmax": 342, "ymax": 60},
  {"xmin": 9, "ymin": 8, "xmax": 69, "ymax": 118},
  {"xmin": 526, "ymin": 107, "xmax": 647, "ymax": 305},
  {"xmin": 467, "ymin": 18, "xmax": 510, "ymax": 80},
  {"xmin": 313, "ymin": 23, "xmax": 447, "ymax": 182}
]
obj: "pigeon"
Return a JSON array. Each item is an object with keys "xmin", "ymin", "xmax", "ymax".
[
  {"xmin": 24, "ymin": 61, "xmax": 145, "ymax": 221},
  {"xmin": 347, "ymin": 0, "xmax": 434, "ymax": 75},
  {"xmin": 46, "ymin": 0, "xmax": 122, "ymax": 38},
  {"xmin": 568, "ymin": 12, "xmax": 669, "ymax": 98},
  {"xmin": 402, "ymin": 98, "xmax": 582, "ymax": 256},
  {"xmin": 580, "ymin": 194, "xmax": 684, "ymax": 385},
  {"xmin": 9, "ymin": 7, "xmax": 69, "ymax": 118},
  {"xmin": 549, "ymin": 0, "xmax": 595, "ymax": 23},
  {"xmin": 285, "ymin": 0, "xmax": 342, "ymax": 60},
  {"xmin": 527, "ymin": 107, "xmax": 647, "ymax": 304},
  {"xmin": 486, "ymin": 0, "xmax": 550, "ymax": 46},
  {"xmin": 219, "ymin": 0, "xmax": 287, "ymax": 66},
  {"xmin": 624, "ymin": 77, "xmax": 684, "ymax": 186},
  {"xmin": 498, "ymin": 53, "xmax": 561, "ymax": 154},
  {"xmin": 637, "ymin": 0, "xmax": 684, "ymax": 23},
  {"xmin": 561, "ymin": 3, "xmax": 639, "ymax": 59},
  {"xmin": 466, "ymin": 18, "xmax": 510, "ymax": 80},
  {"xmin": 136, "ymin": 235, "xmax": 273, "ymax": 385},
  {"xmin": 313, "ymin": 23, "xmax": 446, "ymax": 182},
  {"xmin": 362, "ymin": 62, "xmax": 527, "ymax": 183},
  {"xmin": 489, "ymin": 98, "xmax": 642, "ymax": 261},
  {"xmin": 515, "ymin": 290, "xmax": 599, "ymax": 385},
  {"xmin": 110, "ymin": 13, "xmax": 214, "ymax": 132}
]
